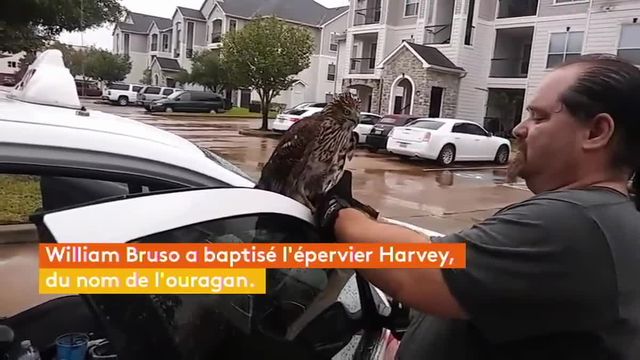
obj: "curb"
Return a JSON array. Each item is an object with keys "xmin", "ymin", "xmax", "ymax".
[
  {"xmin": 0, "ymin": 224, "xmax": 37, "ymax": 244},
  {"xmin": 239, "ymin": 129, "xmax": 282, "ymax": 139},
  {"xmin": 149, "ymin": 112, "xmax": 276, "ymax": 120}
]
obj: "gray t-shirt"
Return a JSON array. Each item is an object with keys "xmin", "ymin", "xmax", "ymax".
[{"xmin": 397, "ymin": 187, "xmax": 640, "ymax": 360}]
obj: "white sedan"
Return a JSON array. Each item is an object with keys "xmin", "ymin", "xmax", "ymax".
[
  {"xmin": 386, "ymin": 118, "xmax": 511, "ymax": 166},
  {"xmin": 272, "ymin": 106, "xmax": 324, "ymax": 132},
  {"xmin": 353, "ymin": 112, "xmax": 383, "ymax": 144}
]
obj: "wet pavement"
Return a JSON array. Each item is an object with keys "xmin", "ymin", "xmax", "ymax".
[{"xmin": 0, "ymin": 101, "xmax": 533, "ymax": 317}]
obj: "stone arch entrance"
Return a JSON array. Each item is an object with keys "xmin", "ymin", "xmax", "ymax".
[
  {"xmin": 347, "ymin": 84, "xmax": 373, "ymax": 112},
  {"xmin": 389, "ymin": 75, "xmax": 414, "ymax": 115}
]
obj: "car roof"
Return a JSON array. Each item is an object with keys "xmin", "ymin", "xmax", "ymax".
[
  {"xmin": 410, "ymin": 117, "xmax": 480, "ymax": 125},
  {"xmin": 0, "ymin": 50, "xmax": 253, "ymax": 186}
]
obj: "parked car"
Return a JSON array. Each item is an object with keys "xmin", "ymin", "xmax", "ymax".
[
  {"xmin": 74, "ymin": 80, "xmax": 102, "ymax": 97},
  {"xmin": 0, "ymin": 50, "xmax": 443, "ymax": 360},
  {"xmin": 365, "ymin": 115, "xmax": 423, "ymax": 153},
  {"xmin": 147, "ymin": 90, "xmax": 227, "ymax": 113},
  {"xmin": 137, "ymin": 85, "xmax": 179, "ymax": 107},
  {"xmin": 354, "ymin": 112, "xmax": 383, "ymax": 144},
  {"xmin": 386, "ymin": 118, "xmax": 511, "ymax": 166},
  {"xmin": 1, "ymin": 74, "xmax": 17, "ymax": 87},
  {"xmin": 101, "ymin": 83, "xmax": 144, "ymax": 106},
  {"xmin": 283, "ymin": 101, "xmax": 327, "ymax": 113},
  {"xmin": 272, "ymin": 106, "xmax": 324, "ymax": 132}
]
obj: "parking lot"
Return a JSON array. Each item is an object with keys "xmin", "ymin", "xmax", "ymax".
[{"xmin": 87, "ymin": 102, "xmax": 532, "ymax": 234}]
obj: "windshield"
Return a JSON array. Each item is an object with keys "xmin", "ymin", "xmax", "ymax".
[
  {"xmin": 380, "ymin": 117, "xmax": 403, "ymax": 125},
  {"xmin": 200, "ymin": 147, "xmax": 255, "ymax": 182},
  {"xmin": 409, "ymin": 120, "xmax": 445, "ymax": 130},
  {"xmin": 168, "ymin": 90, "xmax": 185, "ymax": 99}
]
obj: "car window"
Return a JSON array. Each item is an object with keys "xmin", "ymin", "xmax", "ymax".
[
  {"xmin": 176, "ymin": 92, "xmax": 191, "ymax": 101},
  {"xmin": 162, "ymin": 88, "xmax": 173, "ymax": 96},
  {"xmin": 132, "ymin": 86, "xmax": 143, "ymax": 92},
  {"xmin": 145, "ymin": 86, "xmax": 161, "ymax": 94},
  {"xmin": 410, "ymin": 120, "xmax": 445, "ymax": 130},
  {"xmin": 168, "ymin": 90, "xmax": 184, "ymax": 99},
  {"xmin": 286, "ymin": 109, "xmax": 308, "ymax": 116},
  {"xmin": 466, "ymin": 123, "xmax": 488, "ymax": 136},
  {"xmin": 0, "ymin": 172, "xmax": 172, "ymax": 243},
  {"xmin": 108, "ymin": 84, "xmax": 129, "ymax": 91},
  {"xmin": 82, "ymin": 212, "xmax": 361, "ymax": 359},
  {"xmin": 360, "ymin": 116, "xmax": 374, "ymax": 125},
  {"xmin": 379, "ymin": 117, "xmax": 400, "ymax": 125}
]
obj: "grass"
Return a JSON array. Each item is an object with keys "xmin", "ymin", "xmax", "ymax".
[
  {"xmin": 0, "ymin": 175, "xmax": 42, "ymax": 225},
  {"xmin": 214, "ymin": 107, "xmax": 278, "ymax": 119}
]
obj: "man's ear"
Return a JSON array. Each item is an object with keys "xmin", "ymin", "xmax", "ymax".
[{"xmin": 583, "ymin": 113, "xmax": 615, "ymax": 150}]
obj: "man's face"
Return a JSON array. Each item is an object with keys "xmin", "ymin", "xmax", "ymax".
[{"xmin": 508, "ymin": 65, "xmax": 591, "ymax": 193}]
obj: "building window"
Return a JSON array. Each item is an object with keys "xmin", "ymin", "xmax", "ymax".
[
  {"xmin": 327, "ymin": 63, "xmax": 336, "ymax": 81},
  {"xmin": 123, "ymin": 33, "xmax": 130, "ymax": 56},
  {"xmin": 115, "ymin": 34, "xmax": 120, "ymax": 53},
  {"xmin": 546, "ymin": 31, "xmax": 583, "ymax": 68},
  {"xmin": 617, "ymin": 24, "xmax": 640, "ymax": 65},
  {"xmin": 162, "ymin": 34, "xmax": 169, "ymax": 51},
  {"xmin": 404, "ymin": 0, "xmax": 418, "ymax": 17},
  {"xmin": 7, "ymin": 61, "xmax": 17, "ymax": 68},
  {"xmin": 329, "ymin": 42, "xmax": 338, "ymax": 51},
  {"xmin": 229, "ymin": 19, "xmax": 237, "ymax": 33},
  {"xmin": 151, "ymin": 34, "xmax": 158, "ymax": 51},
  {"xmin": 554, "ymin": 0, "xmax": 585, "ymax": 3}
]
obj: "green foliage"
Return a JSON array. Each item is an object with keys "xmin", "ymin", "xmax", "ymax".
[
  {"xmin": 173, "ymin": 69, "xmax": 191, "ymax": 87},
  {"xmin": 48, "ymin": 41, "xmax": 87, "ymax": 77},
  {"xmin": 0, "ymin": 175, "xmax": 42, "ymax": 225},
  {"xmin": 0, "ymin": 0, "xmax": 126, "ymax": 52},
  {"xmin": 222, "ymin": 16, "xmax": 314, "ymax": 130},
  {"xmin": 84, "ymin": 49, "xmax": 131, "ymax": 84},
  {"xmin": 188, "ymin": 50, "xmax": 233, "ymax": 93},
  {"xmin": 140, "ymin": 68, "xmax": 152, "ymax": 85}
]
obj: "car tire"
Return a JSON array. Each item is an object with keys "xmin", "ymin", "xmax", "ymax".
[
  {"xmin": 118, "ymin": 96, "xmax": 128, "ymax": 106},
  {"xmin": 494, "ymin": 145, "xmax": 510, "ymax": 165},
  {"xmin": 367, "ymin": 147, "xmax": 378, "ymax": 153},
  {"xmin": 437, "ymin": 144, "xmax": 456, "ymax": 166},
  {"xmin": 165, "ymin": 106, "xmax": 174, "ymax": 113},
  {"xmin": 209, "ymin": 108, "xmax": 217, "ymax": 114}
]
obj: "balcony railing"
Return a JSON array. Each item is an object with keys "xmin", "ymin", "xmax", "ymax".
[
  {"xmin": 350, "ymin": 58, "xmax": 376, "ymax": 74},
  {"xmin": 489, "ymin": 57, "xmax": 530, "ymax": 78},
  {"xmin": 423, "ymin": 24, "xmax": 452, "ymax": 45},
  {"xmin": 353, "ymin": 7, "xmax": 381, "ymax": 26}
]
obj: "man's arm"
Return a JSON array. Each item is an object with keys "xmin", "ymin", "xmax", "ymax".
[{"xmin": 334, "ymin": 208, "xmax": 468, "ymax": 319}]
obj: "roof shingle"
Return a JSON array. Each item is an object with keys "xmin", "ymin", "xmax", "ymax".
[
  {"xmin": 405, "ymin": 42, "xmax": 465, "ymax": 71},
  {"xmin": 178, "ymin": 6, "xmax": 206, "ymax": 20},
  {"xmin": 219, "ymin": 0, "xmax": 348, "ymax": 27},
  {"xmin": 155, "ymin": 57, "xmax": 182, "ymax": 71},
  {"xmin": 116, "ymin": 11, "xmax": 173, "ymax": 33}
]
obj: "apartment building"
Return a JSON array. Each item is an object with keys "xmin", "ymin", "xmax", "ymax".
[
  {"xmin": 112, "ymin": 0, "xmax": 348, "ymax": 108},
  {"xmin": 336, "ymin": 0, "xmax": 640, "ymax": 134},
  {"xmin": 0, "ymin": 52, "xmax": 24, "ymax": 84}
]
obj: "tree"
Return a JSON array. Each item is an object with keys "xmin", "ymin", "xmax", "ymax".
[
  {"xmin": 222, "ymin": 16, "xmax": 314, "ymax": 130},
  {"xmin": 84, "ymin": 49, "xmax": 131, "ymax": 85},
  {"xmin": 173, "ymin": 69, "xmax": 191, "ymax": 88},
  {"xmin": 0, "ymin": 0, "xmax": 125, "ymax": 53},
  {"xmin": 188, "ymin": 50, "xmax": 233, "ymax": 93},
  {"xmin": 48, "ymin": 41, "xmax": 87, "ymax": 77},
  {"xmin": 140, "ymin": 68, "xmax": 152, "ymax": 85}
]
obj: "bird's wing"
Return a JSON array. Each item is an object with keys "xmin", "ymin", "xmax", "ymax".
[{"xmin": 255, "ymin": 115, "xmax": 324, "ymax": 192}]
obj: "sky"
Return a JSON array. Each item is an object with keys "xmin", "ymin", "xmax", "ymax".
[{"xmin": 58, "ymin": 0, "xmax": 349, "ymax": 50}]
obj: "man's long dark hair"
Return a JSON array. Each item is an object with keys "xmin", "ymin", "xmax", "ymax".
[{"xmin": 557, "ymin": 54, "xmax": 640, "ymax": 210}]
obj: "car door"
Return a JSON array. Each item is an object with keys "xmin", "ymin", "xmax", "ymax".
[
  {"xmin": 35, "ymin": 187, "xmax": 382, "ymax": 360},
  {"xmin": 449, "ymin": 123, "xmax": 475, "ymax": 160},
  {"xmin": 173, "ymin": 91, "xmax": 192, "ymax": 112},
  {"xmin": 464, "ymin": 123, "xmax": 494, "ymax": 160},
  {"xmin": 161, "ymin": 88, "xmax": 174, "ymax": 100}
]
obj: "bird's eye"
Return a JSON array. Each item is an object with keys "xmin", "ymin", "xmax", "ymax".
[{"xmin": 344, "ymin": 109, "xmax": 351, "ymax": 116}]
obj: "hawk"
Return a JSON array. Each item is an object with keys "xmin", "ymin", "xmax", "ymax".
[{"xmin": 256, "ymin": 92, "xmax": 361, "ymax": 214}]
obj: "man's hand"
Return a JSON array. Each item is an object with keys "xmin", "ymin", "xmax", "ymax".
[{"xmin": 315, "ymin": 170, "xmax": 379, "ymax": 239}]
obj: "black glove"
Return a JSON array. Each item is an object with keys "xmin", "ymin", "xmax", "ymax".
[{"xmin": 315, "ymin": 170, "xmax": 379, "ymax": 240}]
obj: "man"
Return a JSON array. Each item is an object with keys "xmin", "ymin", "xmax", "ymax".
[{"xmin": 316, "ymin": 54, "xmax": 640, "ymax": 359}]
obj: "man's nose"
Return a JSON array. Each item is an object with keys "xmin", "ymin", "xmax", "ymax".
[{"xmin": 512, "ymin": 120, "xmax": 527, "ymax": 139}]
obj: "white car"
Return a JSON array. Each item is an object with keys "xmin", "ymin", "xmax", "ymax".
[
  {"xmin": 0, "ymin": 50, "xmax": 444, "ymax": 360},
  {"xmin": 136, "ymin": 85, "xmax": 180, "ymax": 107},
  {"xmin": 386, "ymin": 118, "xmax": 511, "ymax": 166},
  {"xmin": 353, "ymin": 112, "xmax": 383, "ymax": 144},
  {"xmin": 272, "ymin": 106, "xmax": 324, "ymax": 132},
  {"xmin": 101, "ymin": 83, "xmax": 144, "ymax": 106}
]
